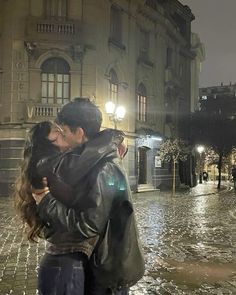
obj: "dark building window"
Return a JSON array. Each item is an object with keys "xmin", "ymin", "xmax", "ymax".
[
  {"xmin": 166, "ymin": 47, "xmax": 173, "ymax": 68},
  {"xmin": 146, "ymin": 0, "xmax": 164, "ymax": 10},
  {"xmin": 109, "ymin": 69, "xmax": 118, "ymax": 103},
  {"xmin": 172, "ymin": 12, "xmax": 187, "ymax": 39},
  {"xmin": 110, "ymin": 5, "xmax": 122, "ymax": 44},
  {"xmin": 139, "ymin": 29, "xmax": 149, "ymax": 60},
  {"xmin": 145, "ymin": 0, "xmax": 158, "ymax": 10},
  {"xmin": 41, "ymin": 57, "xmax": 70, "ymax": 104},
  {"xmin": 44, "ymin": 0, "xmax": 68, "ymax": 18},
  {"xmin": 137, "ymin": 83, "xmax": 147, "ymax": 122}
]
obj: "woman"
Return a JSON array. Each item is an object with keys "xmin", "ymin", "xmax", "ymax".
[
  {"xmin": 14, "ymin": 121, "xmax": 68, "ymax": 241},
  {"xmin": 14, "ymin": 121, "xmax": 128, "ymax": 294}
]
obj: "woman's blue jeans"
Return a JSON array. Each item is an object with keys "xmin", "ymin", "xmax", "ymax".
[
  {"xmin": 38, "ymin": 252, "xmax": 87, "ymax": 295},
  {"xmin": 38, "ymin": 252, "xmax": 129, "ymax": 295}
]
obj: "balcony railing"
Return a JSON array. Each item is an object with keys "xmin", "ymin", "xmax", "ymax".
[
  {"xmin": 37, "ymin": 22, "xmax": 75, "ymax": 34},
  {"xmin": 26, "ymin": 103, "xmax": 62, "ymax": 121},
  {"xmin": 34, "ymin": 105, "xmax": 61, "ymax": 117},
  {"xmin": 26, "ymin": 17, "xmax": 81, "ymax": 41}
]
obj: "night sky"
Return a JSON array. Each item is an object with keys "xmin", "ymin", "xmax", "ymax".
[{"xmin": 180, "ymin": 0, "xmax": 236, "ymax": 87}]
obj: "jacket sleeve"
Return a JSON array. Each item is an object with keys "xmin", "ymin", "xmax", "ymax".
[{"xmin": 37, "ymin": 162, "xmax": 119, "ymax": 239}]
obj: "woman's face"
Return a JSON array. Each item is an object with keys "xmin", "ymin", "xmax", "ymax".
[{"xmin": 48, "ymin": 123, "xmax": 69, "ymax": 151}]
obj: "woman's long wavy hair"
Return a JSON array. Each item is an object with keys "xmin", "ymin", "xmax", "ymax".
[{"xmin": 13, "ymin": 121, "xmax": 60, "ymax": 242}]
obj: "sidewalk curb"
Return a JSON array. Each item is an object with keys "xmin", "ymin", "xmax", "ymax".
[{"xmin": 132, "ymin": 182, "xmax": 231, "ymax": 199}]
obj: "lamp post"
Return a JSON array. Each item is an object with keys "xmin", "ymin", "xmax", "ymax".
[
  {"xmin": 197, "ymin": 145, "xmax": 205, "ymax": 184},
  {"xmin": 105, "ymin": 101, "xmax": 126, "ymax": 129}
]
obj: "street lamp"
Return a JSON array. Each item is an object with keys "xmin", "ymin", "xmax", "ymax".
[
  {"xmin": 105, "ymin": 101, "xmax": 126, "ymax": 129},
  {"xmin": 196, "ymin": 145, "xmax": 205, "ymax": 184}
]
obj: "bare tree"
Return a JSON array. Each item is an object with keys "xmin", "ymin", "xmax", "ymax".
[{"xmin": 159, "ymin": 139, "xmax": 189, "ymax": 195}]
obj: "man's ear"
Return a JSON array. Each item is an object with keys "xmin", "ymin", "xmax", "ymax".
[{"xmin": 75, "ymin": 127, "xmax": 87, "ymax": 143}]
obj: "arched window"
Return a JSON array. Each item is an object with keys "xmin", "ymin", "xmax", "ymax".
[
  {"xmin": 41, "ymin": 57, "xmax": 70, "ymax": 105},
  {"xmin": 109, "ymin": 69, "xmax": 118, "ymax": 103},
  {"xmin": 44, "ymin": 0, "xmax": 68, "ymax": 18},
  {"xmin": 137, "ymin": 83, "xmax": 147, "ymax": 122}
]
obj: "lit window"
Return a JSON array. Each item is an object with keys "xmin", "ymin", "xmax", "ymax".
[
  {"xmin": 41, "ymin": 58, "xmax": 70, "ymax": 105},
  {"xmin": 137, "ymin": 83, "xmax": 147, "ymax": 122}
]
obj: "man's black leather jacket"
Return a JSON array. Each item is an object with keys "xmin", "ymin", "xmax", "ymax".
[{"xmin": 37, "ymin": 128, "xmax": 145, "ymax": 287}]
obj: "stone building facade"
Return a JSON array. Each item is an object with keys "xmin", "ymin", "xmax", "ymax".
[
  {"xmin": 0, "ymin": 0, "xmax": 196, "ymax": 195},
  {"xmin": 191, "ymin": 32, "xmax": 205, "ymax": 113}
]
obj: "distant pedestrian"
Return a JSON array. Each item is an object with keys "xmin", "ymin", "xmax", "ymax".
[
  {"xmin": 232, "ymin": 166, "xmax": 236, "ymax": 190},
  {"xmin": 202, "ymin": 171, "xmax": 208, "ymax": 182}
]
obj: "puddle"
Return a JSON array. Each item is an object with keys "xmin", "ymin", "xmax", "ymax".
[{"xmin": 151, "ymin": 259, "xmax": 236, "ymax": 289}]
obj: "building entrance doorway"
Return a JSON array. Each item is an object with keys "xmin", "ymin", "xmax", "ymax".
[{"xmin": 138, "ymin": 147, "xmax": 148, "ymax": 184}]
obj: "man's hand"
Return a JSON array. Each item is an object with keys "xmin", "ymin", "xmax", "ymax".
[{"xmin": 32, "ymin": 177, "xmax": 50, "ymax": 205}]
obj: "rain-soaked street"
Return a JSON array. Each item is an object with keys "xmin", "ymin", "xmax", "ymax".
[
  {"xmin": 133, "ymin": 183, "xmax": 236, "ymax": 294},
  {"xmin": 1, "ymin": 182, "xmax": 236, "ymax": 294}
]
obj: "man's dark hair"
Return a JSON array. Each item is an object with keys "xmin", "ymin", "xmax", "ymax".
[{"xmin": 56, "ymin": 97, "xmax": 102, "ymax": 139}]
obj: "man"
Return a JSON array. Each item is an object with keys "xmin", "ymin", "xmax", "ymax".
[
  {"xmin": 232, "ymin": 166, "xmax": 236, "ymax": 190},
  {"xmin": 33, "ymin": 98, "xmax": 144, "ymax": 295}
]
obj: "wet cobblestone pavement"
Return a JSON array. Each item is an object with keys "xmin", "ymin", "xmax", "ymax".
[{"xmin": 1, "ymin": 182, "xmax": 236, "ymax": 294}]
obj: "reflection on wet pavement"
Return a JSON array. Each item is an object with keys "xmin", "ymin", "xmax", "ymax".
[
  {"xmin": 131, "ymin": 183, "xmax": 236, "ymax": 294},
  {"xmin": 1, "ymin": 183, "xmax": 236, "ymax": 294},
  {"xmin": 159, "ymin": 259, "xmax": 236, "ymax": 285}
]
